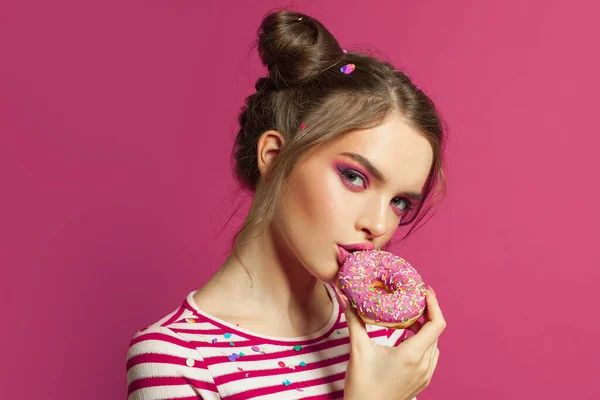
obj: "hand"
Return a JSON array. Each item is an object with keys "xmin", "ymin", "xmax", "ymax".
[{"xmin": 339, "ymin": 286, "xmax": 446, "ymax": 400}]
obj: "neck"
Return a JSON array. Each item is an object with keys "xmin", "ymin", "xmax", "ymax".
[{"xmin": 213, "ymin": 224, "xmax": 333, "ymax": 335}]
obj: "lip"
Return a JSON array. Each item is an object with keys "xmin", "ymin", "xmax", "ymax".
[{"xmin": 337, "ymin": 242, "xmax": 376, "ymax": 266}]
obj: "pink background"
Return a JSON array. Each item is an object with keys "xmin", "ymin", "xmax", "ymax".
[{"xmin": 1, "ymin": 0, "xmax": 598, "ymax": 399}]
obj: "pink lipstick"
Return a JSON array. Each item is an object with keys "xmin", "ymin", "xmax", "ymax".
[{"xmin": 336, "ymin": 242, "xmax": 376, "ymax": 266}]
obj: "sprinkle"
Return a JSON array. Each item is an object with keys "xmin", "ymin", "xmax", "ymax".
[
  {"xmin": 293, "ymin": 345, "xmax": 302, "ymax": 351},
  {"xmin": 251, "ymin": 346, "xmax": 260, "ymax": 352},
  {"xmin": 301, "ymin": 122, "xmax": 306, "ymax": 130},
  {"xmin": 230, "ymin": 342, "xmax": 235, "ymax": 346},
  {"xmin": 211, "ymin": 338, "xmax": 218, "ymax": 344},
  {"xmin": 239, "ymin": 352, "xmax": 245, "ymax": 356},
  {"xmin": 278, "ymin": 361, "xmax": 286, "ymax": 368},
  {"xmin": 224, "ymin": 333, "xmax": 232, "ymax": 339},
  {"xmin": 336, "ymin": 330, "xmax": 341, "ymax": 334},
  {"xmin": 340, "ymin": 63, "xmax": 355, "ymax": 74},
  {"xmin": 337, "ymin": 250, "xmax": 425, "ymax": 325},
  {"xmin": 297, "ymin": 388, "xmax": 304, "ymax": 392},
  {"xmin": 238, "ymin": 367, "xmax": 244, "ymax": 371},
  {"xmin": 298, "ymin": 17, "xmax": 302, "ymax": 21},
  {"xmin": 299, "ymin": 361, "xmax": 307, "ymax": 367},
  {"xmin": 228, "ymin": 353, "xmax": 240, "ymax": 362},
  {"xmin": 283, "ymin": 379, "xmax": 292, "ymax": 386},
  {"xmin": 343, "ymin": 49, "xmax": 348, "ymax": 53},
  {"xmin": 185, "ymin": 318, "xmax": 196, "ymax": 323}
]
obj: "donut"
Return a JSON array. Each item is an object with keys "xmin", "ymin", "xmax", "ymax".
[{"xmin": 337, "ymin": 249, "xmax": 427, "ymax": 329}]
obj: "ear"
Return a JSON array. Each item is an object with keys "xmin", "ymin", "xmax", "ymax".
[{"xmin": 257, "ymin": 130, "xmax": 285, "ymax": 178}]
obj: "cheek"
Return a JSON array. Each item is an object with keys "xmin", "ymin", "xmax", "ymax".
[{"xmin": 285, "ymin": 166, "xmax": 344, "ymax": 228}]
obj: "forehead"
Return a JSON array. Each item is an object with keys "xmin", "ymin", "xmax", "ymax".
[{"xmin": 320, "ymin": 116, "xmax": 433, "ymax": 191}]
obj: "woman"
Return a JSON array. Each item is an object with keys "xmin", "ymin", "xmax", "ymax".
[{"xmin": 126, "ymin": 9, "xmax": 447, "ymax": 400}]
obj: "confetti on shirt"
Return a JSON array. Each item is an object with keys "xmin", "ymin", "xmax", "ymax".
[{"xmin": 126, "ymin": 286, "xmax": 411, "ymax": 399}]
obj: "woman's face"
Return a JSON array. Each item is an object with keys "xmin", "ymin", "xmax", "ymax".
[{"xmin": 271, "ymin": 113, "xmax": 434, "ymax": 285}]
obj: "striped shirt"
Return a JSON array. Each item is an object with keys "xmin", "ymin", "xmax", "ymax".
[{"xmin": 126, "ymin": 284, "xmax": 413, "ymax": 400}]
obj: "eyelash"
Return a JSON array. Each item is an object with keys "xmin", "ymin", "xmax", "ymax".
[{"xmin": 338, "ymin": 167, "xmax": 415, "ymax": 213}]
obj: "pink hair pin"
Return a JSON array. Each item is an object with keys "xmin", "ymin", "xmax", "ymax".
[{"xmin": 340, "ymin": 63, "xmax": 355, "ymax": 74}]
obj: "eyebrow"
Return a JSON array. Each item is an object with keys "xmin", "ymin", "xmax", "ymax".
[{"xmin": 339, "ymin": 152, "xmax": 424, "ymax": 201}]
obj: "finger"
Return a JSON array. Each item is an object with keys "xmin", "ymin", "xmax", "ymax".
[
  {"xmin": 423, "ymin": 308, "xmax": 431, "ymax": 324},
  {"xmin": 424, "ymin": 287, "xmax": 446, "ymax": 327},
  {"xmin": 343, "ymin": 299, "xmax": 371, "ymax": 347},
  {"xmin": 401, "ymin": 287, "xmax": 446, "ymax": 354},
  {"xmin": 332, "ymin": 284, "xmax": 369, "ymax": 345},
  {"xmin": 408, "ymin": 320, "xmax": 423, "ymax": 334},
  {"xmin": 332, "ymin": 285, "xmax": 348, "ymax": 311}
]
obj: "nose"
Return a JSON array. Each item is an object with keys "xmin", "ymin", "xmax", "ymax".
[{"xmin": 355, "ymin": 197, "xmax": 388, "ymax": 239}]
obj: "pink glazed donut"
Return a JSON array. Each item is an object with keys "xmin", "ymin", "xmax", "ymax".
[{"xmin": 337, "ymin": 249, "xmax": 427, "ymax": 329}]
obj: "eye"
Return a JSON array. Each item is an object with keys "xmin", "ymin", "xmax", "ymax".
[
  {"xmin": 391, "ymin": 197, "xmax": 414, "ymax": 212},
  {"xmin": 339, "ymin": 168, "xmax": 367, "ymax": 188}
]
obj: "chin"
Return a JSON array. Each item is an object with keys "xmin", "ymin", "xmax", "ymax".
[
  {"xmin": 301, "ymin": 252, "xmax": 339, "ymax": 285},
  {"xmin": 304, "ymin": 264, "xmax": 335, "ymax": 285},
  {"xmin": 316, "ymin": 264, "xmax": 339, "ymax": 286}
]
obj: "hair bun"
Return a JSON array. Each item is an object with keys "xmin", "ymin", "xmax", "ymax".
[{"xmin": 257, "ymin": 11, "xmax": 344, "ymax": 88}]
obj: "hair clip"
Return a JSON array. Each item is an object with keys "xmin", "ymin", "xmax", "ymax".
[{"xmin": 340, "ymin": 63, "xmax": 355, "ymax": 74}]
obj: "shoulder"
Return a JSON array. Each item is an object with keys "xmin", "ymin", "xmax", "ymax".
[
  {"xmin": 126, "ymin": 312, "xmax": 221, "ymax": 399},
  {"xmin": 127, "ymin": 324, "xmax": 197, "ymax": 361}
]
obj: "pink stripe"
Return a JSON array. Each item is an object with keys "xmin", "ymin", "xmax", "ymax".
[
  {"xmin": 201, "ymin": 329, "xmax": 388, "ymax": 365},
  {"xmin": 162, "ymin": 306, "xmax": 186, "ymax": 326},
  {"xmin": 127, "ymin": 294, "xmax": 408, "ymax": 400},
  {"xmin": 393, "ymin": 329, "xmax": 408, "ymax": 346},
  {"xmin": 128, "ymin": 331, "xmax": 196, "ymax": 350},
  {"xmin": 214, "ymin": 353, "xmax": 350, "ymax": 385},
  {"xmin": 188, "ymin": 339, "xmax": 255, "ymax": 348},
  {"xmin": 171, "ymin": 328, "xmax": 227, "ymax": 335},
  {"xmin": 331, "ymin": 320, "xmax": 349, "ymax": 331},
  {"xmin": 162, "ymin": 398, "xmax": 208, "ymax": 400},
  {"xmin": 127, "ymin": 376, "xmax": 218, "ymax": 397},
  {"xmin": 222, "ymin": 371, "xmax": 346, "ymax": 400},
  {"xmin": 301, "ymin": 390, "xmax": 345, "ymax": 400},
  {"xmin": 203, "ymin": 336, "xmax": 350, "ymax": 365},
  {"xmin": 127, "ymin": 352, "xmax": 204, "ymax": 371},
  {"xmin": 182, "ymin": 298, "xmax": 342, "ymax": 346}
]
